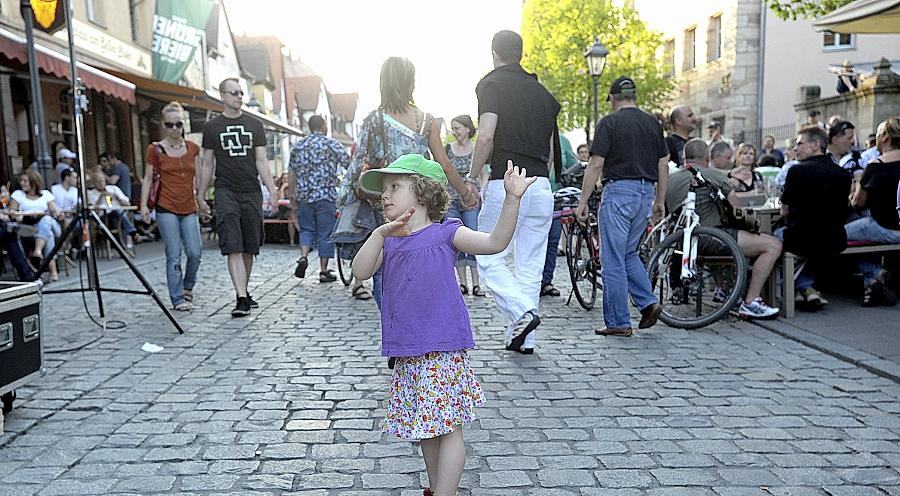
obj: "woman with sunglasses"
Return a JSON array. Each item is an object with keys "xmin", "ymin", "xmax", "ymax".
[{"xmin": 140, "ymin": 101, "xmax": 203, "ymax": 312}]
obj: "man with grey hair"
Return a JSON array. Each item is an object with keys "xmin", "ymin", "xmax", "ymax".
[
  {"xmin": 779, "ymin": 125, "xmax": 851, "ymax": 309},
  {"xmin": 709, "ymin": 141, "xmax": 734, "ymax": 171},
  {"xmin": 666, "ymin": 139, "xmax": 781, "ymax": 318},
  {"xmin": 665, "ymin": 105, "xmax": 697, "ymax": 167},
  {"xmin": 575, "ymin": 76, "xmax": 667, "ymax": 336}
]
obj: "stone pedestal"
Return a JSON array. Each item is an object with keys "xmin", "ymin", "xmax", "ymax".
[{"xmin": 795, "ymin": 58, "xmax": 900, "ymax": 134}]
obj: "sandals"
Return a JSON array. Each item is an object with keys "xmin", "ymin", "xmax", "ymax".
[
  {"xmin": 472, "ymin": 285, "xmax": 485, "ymax": 297},
  {"xmin": 352, "ymin": 286, "xmax": 372, "ymax": 300},
  {"xmin": 174, "ymin": 302, "xmax": 192, "ymax": 312},
  {"xmin": 540, "ymin": 283, "xmax": 561, "ymax": 297},
  {"xmin": 320, "ymin": 270, "xmax": 337, "ymax": 283},
  {"xmin": 460, "ymin": 284, "xmax": 469, "ymax": 295},
  {"xmin": 183, "ymin": 289, "xmax": 193, "ymax": 302}
]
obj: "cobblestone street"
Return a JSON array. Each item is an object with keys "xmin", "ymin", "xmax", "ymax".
[{"xmin": 1, "ymin": 244, "xmax": 899, "ymax": 495}]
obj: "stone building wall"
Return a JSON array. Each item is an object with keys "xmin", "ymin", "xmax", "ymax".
[{"xmin": 796, "ymin": 58, "xmax": 900, "ymax": 138}]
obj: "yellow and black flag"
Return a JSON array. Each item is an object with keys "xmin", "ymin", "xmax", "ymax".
[{"xmin": 28, "ymin": 0, "xmax": 66, "ymax": 35}]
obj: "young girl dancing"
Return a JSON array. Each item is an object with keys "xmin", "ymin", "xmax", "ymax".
[{"xmin": 352, "ymin": 154, "xmax": 535, "ymax": 496}]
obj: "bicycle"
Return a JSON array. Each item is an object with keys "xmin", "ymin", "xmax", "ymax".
[
  {"xmin": 645, "ymin": 166, "xmax": 748, "ymax": 329},
  {"xmin": 335, "ymin": 242, "xmax": 354, "ymax": 286},
  {"xmin": 554, "ymin": 186, "xmax": 601, "ymax": 310}
]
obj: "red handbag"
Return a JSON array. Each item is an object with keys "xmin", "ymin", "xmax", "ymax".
[{"xmin": 147, "ymin": 143, "xmax": 163, "ymax": 209}]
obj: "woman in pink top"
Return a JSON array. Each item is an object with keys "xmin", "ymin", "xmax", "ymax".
[{"xmin": 352, "ymin": 154, "xmax": 535, "ymax": 496}]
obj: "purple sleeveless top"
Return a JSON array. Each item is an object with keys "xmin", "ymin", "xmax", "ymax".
[{"xmin": 381, "ymin": 218, "xmax": 475, "ymax": 357}]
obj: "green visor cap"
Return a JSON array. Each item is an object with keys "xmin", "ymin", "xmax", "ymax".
[{"xmin": 359, "ymin": 154, "xmax": 448, "ymax": 194}]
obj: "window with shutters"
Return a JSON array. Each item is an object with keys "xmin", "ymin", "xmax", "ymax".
[
  {"xmin": 664, "ymin": 39, "xmax": 675, "ymax": 78},
  {"xmin": 683, "ymin": 27, "xmax": 696, "ymax": 71},
  {"xmin": 707, "ymin": 15, "xmax": 722, "ymax": 62}
]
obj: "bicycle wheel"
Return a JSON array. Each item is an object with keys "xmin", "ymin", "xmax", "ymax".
[
  {"xmin": 638, "ymin": 217, "xmax": 671, "ymax": 267},
  {"xmin": 336, "ymin": 243, "xmax": 354, "ymax": 287},
  {"xmin": 567, "ymin": 221, "xmax": 597, "ymax": 310},
  {"xmin": 647, "ymin": 227, "xmax": 747, "ymax": 329}
]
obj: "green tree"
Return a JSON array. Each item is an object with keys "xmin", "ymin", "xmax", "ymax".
[
  {"xmin": 521, "ymin": 0, "xmax": 674, "ymax": 137},
  {"xmin": 767, "ymin": 0, "xmax": 854, "ymax": 20}
]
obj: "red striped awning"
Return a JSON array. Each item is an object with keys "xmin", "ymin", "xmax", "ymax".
[{"xmin": 0, "ymin": 27, "xmax": 135, "ymax": 104}]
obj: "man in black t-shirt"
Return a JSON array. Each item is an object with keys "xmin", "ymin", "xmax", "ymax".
[
  {"xmin": 665, "ymin": 105, "xmax": 697, "ymax": 167},
  {"xmin": 198, "ymin": 77, "xmax": 280, "ymax": 318},
  {"xmin": 779, "ymin": 125, "xmax": 851, "ymax": 310},
  {"xmin": 468, "ymin": 30, "xmax": 560, "ymax": 355},
  {"xmin": 574, "ymin": 76, "xmax": 668, "ymax": 336}
]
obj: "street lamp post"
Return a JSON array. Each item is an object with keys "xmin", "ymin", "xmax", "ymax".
[{"xmin": 584, "ymin": 37, "xmax": 609, "ymax": 134}]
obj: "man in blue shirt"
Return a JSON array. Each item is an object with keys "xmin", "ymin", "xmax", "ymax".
[
  {"xmin": 289, "ymin": 115, "xmax": 350, "ymax": 282},
  {"xmin": 101, "ymin": 151, "xmax": 133, "ymax": 201}
]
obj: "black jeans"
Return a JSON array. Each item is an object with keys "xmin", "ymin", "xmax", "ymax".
[{"xmin": 0, "ymin": 222, "xmax": 35, "ymax": 281}]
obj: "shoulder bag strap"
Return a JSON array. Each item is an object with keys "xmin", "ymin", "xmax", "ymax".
[
  {"xmin": 380, "ymin": 110, "xmax": 389, "ymax": 165},
  {"xmin": 422, "ymin": 113, "xmax": 433, "ymax": 137}
]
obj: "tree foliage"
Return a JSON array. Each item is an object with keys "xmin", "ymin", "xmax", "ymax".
[
  {"xmin": 521, "ymin": 0, "xmax": 674, "ymax": 134},
  {"xmin": 767, "ymin": 0, "xmax": 854, "ymax": 20}
]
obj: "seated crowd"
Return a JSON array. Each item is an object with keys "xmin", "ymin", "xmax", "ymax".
[
  {"xmin": 1, "ymin": 147, "xmax": 147, "ymax": 282},
  {"xmin": 663, "ymin": 106, "xmax": 900, "ymax": 311}
]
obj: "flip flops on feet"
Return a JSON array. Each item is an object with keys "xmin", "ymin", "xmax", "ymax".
[
  {"xmin": 352, "ymin": 286, "xmax": 372, "ymax": 300},
  {"xmin": 472, "ymin": 285, "xmax": 485, "ymax": 297},
  {"xmin": 540, "ymin": 283, "xmax": 560, "ymax": 297},
  {"xmin": 294, "ymin": 256, "xmax": 308, "ymax": 278},
  {"xmin": 174, "ymin": 302, "xmax": 192, "ymax": 312},
  {"xmin": 183, "ymin": 289, "xmax": 193, "ymax": 302}
]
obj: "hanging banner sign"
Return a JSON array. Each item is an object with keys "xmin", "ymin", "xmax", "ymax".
[
  {"xmin": 27, "ymin": 0, "xmax": 66, "ymax": 35},
  {"xmin": 151, "ymin": 0, "xmax": 214, "ymax": 83}
]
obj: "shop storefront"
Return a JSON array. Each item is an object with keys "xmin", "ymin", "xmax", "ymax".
[{"xmin": 0, "ymin": 27, "xmax": 135, "ymax": 188}]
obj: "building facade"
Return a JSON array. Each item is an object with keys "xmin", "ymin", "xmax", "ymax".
[
  {"xmin": 0, "ymin": 0, "xmax": 313, "ymax": 195},
  {"xmin": 634, "ymin": 0, "xmax": 900, "ymax": 146}
]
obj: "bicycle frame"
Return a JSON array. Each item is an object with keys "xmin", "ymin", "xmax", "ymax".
[{"xmin": 678, "ymin": 190, "xmax": 701, "ymax": 280}]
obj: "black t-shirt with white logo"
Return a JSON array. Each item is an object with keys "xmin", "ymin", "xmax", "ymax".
[{"xmin": 202, "ymin": 113, "xmax": 266, "ymax": 193}]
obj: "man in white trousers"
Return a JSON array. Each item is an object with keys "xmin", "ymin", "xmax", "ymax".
[{"xmin": 469, "ymin": 30, "xmax": 561, "ymax": 355}]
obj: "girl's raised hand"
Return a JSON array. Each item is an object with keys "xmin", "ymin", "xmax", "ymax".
[
  {"xmin": 377, "ymin": 207, "xmax": 415, "ymax": 238},
  {"xmin": 503, "ymin": 160, "xmax": 538, "ymax": 199}
]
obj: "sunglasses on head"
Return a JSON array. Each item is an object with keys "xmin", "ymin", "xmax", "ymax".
[
  {"xmin": 163, "ymin": 121, "xmax": 184, "ymax": 129},
  {"xmin": 831, "ymin": 122, "xmax": 853, "ymax": 136},
  {"xmin": 226, "ymin": 90, "xmax": 244, "ymax": 97}
]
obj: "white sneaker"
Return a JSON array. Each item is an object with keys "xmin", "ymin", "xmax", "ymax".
[{"xmin": 738, "ymin": 298, "xmax": 779, "ymax": 319}]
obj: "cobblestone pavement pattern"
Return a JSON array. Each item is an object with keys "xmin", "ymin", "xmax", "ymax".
[{"xmin": 1, "ymin": 245, "xmax": 899, "ymax": 495}]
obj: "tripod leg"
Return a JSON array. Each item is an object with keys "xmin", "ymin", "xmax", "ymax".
[
  {"xmin": 90, "ymin": 211, "xmax": 184, "ymax": 334},
  {"xmin": 29, "ymin": 217, "xmax": 77, "ymax": 280}
]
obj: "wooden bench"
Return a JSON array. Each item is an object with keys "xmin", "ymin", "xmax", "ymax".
[{"xmin": 783, "ymin": 241, "xmax": 900, "ymax": 317}]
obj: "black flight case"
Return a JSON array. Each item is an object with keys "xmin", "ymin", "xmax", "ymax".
[{"xmin": 0, "ymin": 281, "xmax": 43, "ymax": 415}]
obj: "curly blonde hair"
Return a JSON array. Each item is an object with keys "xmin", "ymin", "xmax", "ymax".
[{"xmin": 408, "ymin": 174, "xmax": 450, "ymax": 223}]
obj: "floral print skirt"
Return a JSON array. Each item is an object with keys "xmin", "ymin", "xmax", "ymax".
[{"xmin": 382, "ymin": 350, "xmax": 485, "ymax": 441}]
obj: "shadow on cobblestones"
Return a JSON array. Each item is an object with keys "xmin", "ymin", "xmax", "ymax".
[{"xmin": 1, "ymin": 245, "xmax": 898, "ymax": 495}]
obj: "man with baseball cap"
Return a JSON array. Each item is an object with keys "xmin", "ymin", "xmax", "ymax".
[
  {"xmin": 575, "ymin": 76, "xmax": 668, "ymax": 337},
  {"xmin": 55, "ymin": 148, "xmax": 77, "ymax": 184}
]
